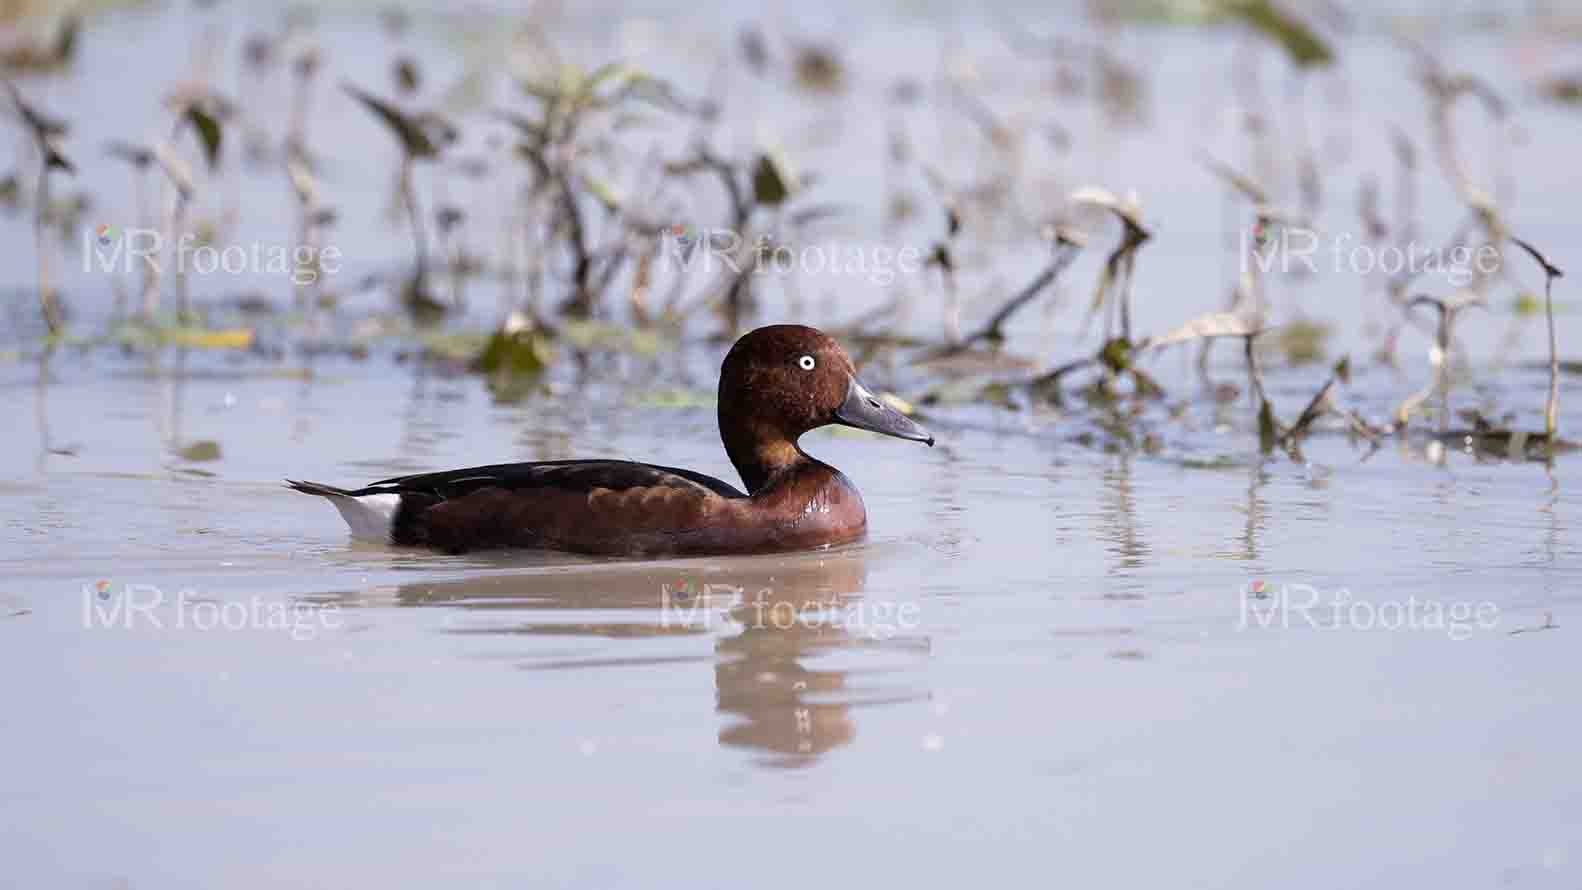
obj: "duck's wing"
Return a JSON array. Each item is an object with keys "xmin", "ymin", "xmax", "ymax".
[
  {"xmin": 363, "ymin": 459, "xmax": 748, "ymax": 500},
  {"xmin": 368, "ymin": 460, "xmax": 751, "ymax": 554},
  {"xmin": 288, "ymin": 460, "xmax": 752, "ymax": 553}
]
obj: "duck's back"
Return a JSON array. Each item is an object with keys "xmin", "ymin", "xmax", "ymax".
[{"xmin": 368, "ymin": 460, "xmax": 747, "ymax": 554}]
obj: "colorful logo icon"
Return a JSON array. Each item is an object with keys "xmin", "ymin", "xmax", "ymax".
[
  {"xmin": 95, "ymin": 224, "xmax": 118, "ymax": 246},
  {"xmin": 1251, "ymin": 220, "xmax": 1270, "ymax": 250},
  {"xmin": 94, "ymin": 579, "xmax": 112, "ymax": 600},
  {"xmin": 1249, "ymin": 579, "xmax": 1268, "ymax": 598},
  {"xmin": 670, "ymin": 223, "xmax": 694, "ymax": 247}
]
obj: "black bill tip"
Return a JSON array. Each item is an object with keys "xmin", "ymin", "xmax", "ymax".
[{"xmin": 832, "ymin": 376, "xmax": 934, "ymax": 446}]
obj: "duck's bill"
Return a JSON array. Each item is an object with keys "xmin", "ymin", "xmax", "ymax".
[{"xmin": 833, "ymin": 376, "xmax": 935, "ymax": 446}]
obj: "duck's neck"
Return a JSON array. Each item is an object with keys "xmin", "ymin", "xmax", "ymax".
[{"xmin": 720, "ymin": 418, "xmax": 806, "ymax": 495}]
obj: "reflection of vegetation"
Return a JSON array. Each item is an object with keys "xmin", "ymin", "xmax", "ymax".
[{"xmin": 1098, "ymin": 454, "xmax": 1148, "ymax": 579}]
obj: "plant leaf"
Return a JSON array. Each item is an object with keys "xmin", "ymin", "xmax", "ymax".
[
  {"xmin": 1257, "ymin": 399, "xmax": 1280, "ymax": 452},
  {"xmin": 1142, "ymin": 311, "xmax": 1262, "ymax": 351},
  {"xmin": 164, "ymin": 327, "xmax": 254, "ymax": 349},
  {"xmin": 185, "ymin": 104, "xmax": 223, "ymax": 170},
  {"xmin": 1220, "ymin": 0, "xmax": 1334, "ymax": 68},
  {"xmin": 344, "ymin": 83, "xmax": 437, "ymax": 158},
  {"xmin": 44, "ymin": 143, "xmax": 74, "ymax": 173},
  {"xmin": 1069, "ymin": 185, "xmax": 1145, "ymax": 230},
  {"xmin": 752, "ymin": 153, "xmax": 794, "ymax": 206},
  {"xmin": 179, "ymin": 440, "xmax": 223, "ymax": 462},
  {"xmin": 6, "ymin": 82, "xmax": 68, "ymax": 139}
]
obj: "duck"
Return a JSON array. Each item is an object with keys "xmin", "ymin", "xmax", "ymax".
[{"xmin": 287, "ymin": 324, "xmax": 934, "ymax": 555}]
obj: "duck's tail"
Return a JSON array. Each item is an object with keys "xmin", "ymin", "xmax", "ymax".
[
  {"xmin": 285, "ymin": 479, "xmax": 359, "ymax": 498},
  {"xmin": 285, "ymin": 479, "xmax": 401, "ymax": 543}
]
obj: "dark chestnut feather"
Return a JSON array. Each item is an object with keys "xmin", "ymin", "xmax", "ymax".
[{"xmin": 290, "ymin": 325, "xmax": 929, "ymax": 555}]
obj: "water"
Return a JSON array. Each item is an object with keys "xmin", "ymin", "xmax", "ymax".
[
  {"xmin": 3, "ymin": 1, "xmax": 1581, "ymax": 887},
  {"xmin": 3, "ymin": 346, "xmax": 1578, "ymax": 886}
]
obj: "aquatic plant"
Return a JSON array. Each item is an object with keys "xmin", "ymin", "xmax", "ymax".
[
  {"xmin": 345, "ymin": 82, "xmax": 451, "ymax": 321},
  {"xmin": 0, "ymin": 15, "xmax": 79, "ymax": 74},
  {"xmin": 0, "ymin": 2, "xmax": 1566, "ymax": 472},
  {"xmin": 6, "ymin": 83, "xmax": 74, "ymax": 336},
  {"xmin": 1510, "ymin": 238, "xmax": 1565, "ymax": 440}
]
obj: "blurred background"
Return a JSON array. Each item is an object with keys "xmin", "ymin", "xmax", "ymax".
[{"xmin": 2, "ymin": 0, "xmax": 1577, "ymax": 365}]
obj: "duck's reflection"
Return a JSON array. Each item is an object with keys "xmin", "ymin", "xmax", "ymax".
[
  {"xmin": 713, "ymin": 554, "xmax": 871, "ymax": 764},
  {"xmin": 368, "ymin": 548, "xmax": 927, "ymax": 766}
]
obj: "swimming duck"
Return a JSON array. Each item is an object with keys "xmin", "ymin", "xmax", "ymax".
[{"xmin": 288, "ymin": 324, "xmax": 933, "ymax": 555}]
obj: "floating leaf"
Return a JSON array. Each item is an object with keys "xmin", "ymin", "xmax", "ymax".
[
  {"xmin": 631, "ymin": 387, "xmax": 714, "ymax": 410},
  {"xmin": 1277, "ymin": 318, "xmax": 1330, "ymax": 365},
  {"xmin": 472, "ymin": 330, "xmax": 554, "ymax": 375},
  {"xmin": 163, "ymin": 327, "xmax": 255, "ymax": 349},
  {"xmin": 179, "ymin": 440, "xmax": 222, "ymax": 462},
  {"xmin": 419, "ymin": 331, "xmax": 490, "ymax": 362},
  {"xmin": 559, "ymin": 320, "xmax": 666, "ymax": 357}
]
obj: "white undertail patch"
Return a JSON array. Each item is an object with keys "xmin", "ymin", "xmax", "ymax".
[{"xmin": 324, "ymin": 493, "xmax": 401, "ymax": 543}]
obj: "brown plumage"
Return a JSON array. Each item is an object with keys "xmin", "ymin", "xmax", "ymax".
[{"xmin": 288, "ymin": 325, "xmax": 933, "ymax": 556}]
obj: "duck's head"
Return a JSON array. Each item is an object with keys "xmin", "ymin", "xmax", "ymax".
[{"xmin": 718, "ymin": 324, "xmax": 932, "ymax": 491}]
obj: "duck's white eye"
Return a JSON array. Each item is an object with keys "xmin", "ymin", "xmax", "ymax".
[{"xmin": 797, "ymin": 354, "xmax": 817, "ymax": 371}]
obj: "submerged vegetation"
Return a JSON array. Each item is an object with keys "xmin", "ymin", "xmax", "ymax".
[{"xmin": 2, "ymin": 1, "xmax": 1576, "ymax": 466}]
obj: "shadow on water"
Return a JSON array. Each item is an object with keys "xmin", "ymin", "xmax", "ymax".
[{"xmin": 317, "ymin": 547, "xmax": 929, "ymax": 767}]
